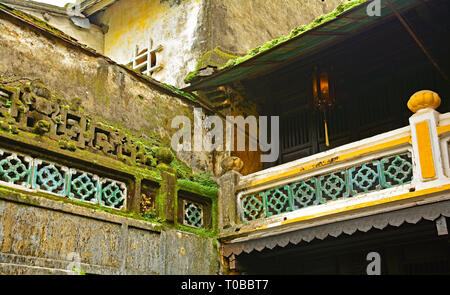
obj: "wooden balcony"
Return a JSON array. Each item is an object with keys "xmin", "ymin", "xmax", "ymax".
[{"xmin": 217, "ymin": 90, "xmax": 450, "ymax": 243}]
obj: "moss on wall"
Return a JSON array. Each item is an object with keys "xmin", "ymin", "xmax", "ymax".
[
  {"xmin": 185, "ymin": 47, "xmax": 240, "ymax": 83},
  {"xmin": 161, "ymin": 83, "xmax": 197, "ymax": 102},
  {"xmin": 0, "ymin": 2, "xmax": 222, "ymax": 242},
  {"xmin": 0, "ymin": 77, "xmax": 218, "ymax": 237}
]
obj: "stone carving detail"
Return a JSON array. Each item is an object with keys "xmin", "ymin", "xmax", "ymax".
[
  {"xmin": 140, "ymin": 191, "xmax": 155, "ymax": 215},
  {"xmin": 155, "ymin": 147, "xmax": 174, "ymax": 165},
  {"xmin": 0, "ymin": 80, "xmax": 157, "ymax": 169}
]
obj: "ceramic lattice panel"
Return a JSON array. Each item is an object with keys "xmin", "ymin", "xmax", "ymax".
[
  {"xmin": 99, "ymin": 178, "xmax": 127, "ymax": 210},
  {"xmin": 32, "ymin": 159, "xmax": 69, "ymax": 196},
  {"xmin": 291, "ymin": 178, "xmax": 319, "ymax": 209},
  {"xmin": 0, "ymin": 149, "xmax": 33, "ymax": 187},
  {"xmin": 381, "ymin": 153, "xmax": 413, "ymax": 187},
  {"xmin": 68, "ymin": 169, "xmax": 99, "ymax": 204},
  {"xmin": 0, "ymin": 146, "xmax": 127, "ymax": 210},
  {"xmin": 266, "ymin": 185, "xmax": 292, "ymax": 217},
  {"xmin": 183, "ymin": 200, "xmax": 203, "ymax": 228},
  {"xmin": 240, "ymin": 152, "xmax": 414, "ymax": 222},
  {"xmin": 349, "ymin": 161, "xmax": 382, "ymax": 195},
  {"xmin": 242, "ymin": 193, "xmax": 266, "ymax": 222}
]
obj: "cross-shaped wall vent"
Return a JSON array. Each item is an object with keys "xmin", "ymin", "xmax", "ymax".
[{"xmin": 128, "ymin": 39, "xmax": 163, "ymax": 76}]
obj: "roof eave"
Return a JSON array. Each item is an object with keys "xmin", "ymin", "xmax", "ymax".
[
  {"xmin": 181, "ymin": 2, "xmax": 370, "ymax": 92},
  {"xmin": 182, "ymin": 0, "xmax": 424, "ymax": 92},
  {"xmin": 80, "ymin": 0, "xmax": 117, "ymax": 16}
]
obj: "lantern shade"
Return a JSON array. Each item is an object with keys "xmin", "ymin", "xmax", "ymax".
[
  {"xmin": 312, "ymin": 67, "xmax": 335, "ymax": 112},
  {"xmin": 312, "ymin": 66, "xmax": 336, "ymax": 148}
]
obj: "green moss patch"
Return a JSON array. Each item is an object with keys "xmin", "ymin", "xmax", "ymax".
[
  {"xmin": 171, "ymin": 158, "xmax": 218, "ymax": 198},
  {"xmin": 161, "ymin": 83, "xmax": 197, "ymax": 102},
  {"xmin": 177, "ymin": 179, "xmax": 218, "ymax": 199},
  {"xmin": 185, "ymin": 47, "xmax": 239, "ymax": 83}
]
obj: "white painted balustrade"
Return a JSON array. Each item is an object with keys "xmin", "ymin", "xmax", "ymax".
[{"xmin": 218, "ymin": 90, "xmax": 450, "ymax": 238}]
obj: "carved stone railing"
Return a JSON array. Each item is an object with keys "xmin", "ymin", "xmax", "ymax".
[
  {"xmin": 0, "ymin": 80, "xmax": 157, "ymax": 168},
  {"xmin": 0, "ymin": 147, "xmax": 127, "ymax": 209},
  {"xmin": 218, "ymin": 90, "xmax": 450, "ymax": 237},
  {"xmin": 0, "ymin": 79, "xmax": 217, "ymax": 232}
]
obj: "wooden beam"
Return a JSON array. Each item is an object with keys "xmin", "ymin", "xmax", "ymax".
[{"xmin": 386, "ymin": 0, "xmax": 450, "ymax": 83}]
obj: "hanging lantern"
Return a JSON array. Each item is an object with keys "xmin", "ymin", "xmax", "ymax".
[{"xmin": 312, "ymin": 66, "xmax": 336, "ymax": 147}]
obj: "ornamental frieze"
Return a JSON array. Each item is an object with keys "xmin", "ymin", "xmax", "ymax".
[{"xmin": 0, "ymin": 79, "xmax": 157, "ymax": 169}]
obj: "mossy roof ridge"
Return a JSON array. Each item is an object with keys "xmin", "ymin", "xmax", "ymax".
[
  {"xmin": 183, "ymin": 0, "xmax": 368, "ymax": 84},
  {"xmin": 220, "ymin": 0, "xmax": 368, "ymax": 70},
  {"xmin": 0, "ymin": 3, "xmax": 199, "ymax": 106},
  {"xmin": 185, "ymin": 47, "xmax": 240, "ymax": 83},
  {"xmin": 171, "ymin": 157, "xmax": 218, "ymax": 190},
  {"xmin": 160, "ymin": 82, "xmax": 197, "ymax": 102}
]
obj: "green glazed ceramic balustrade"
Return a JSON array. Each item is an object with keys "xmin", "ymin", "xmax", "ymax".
[
  {"xmin": 183, "ymin": 200, "xmax": 204, "ymax": 228},
  {"xmin": 241, "ymin": 153, "xmax": 413, "ymax": 222},
  {"xmin": 0, "ymin": 147, "xmax": 126, "ymax": 209}
]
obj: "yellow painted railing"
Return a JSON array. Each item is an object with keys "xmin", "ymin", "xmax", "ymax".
[{"xmin": 217, "ymin": 90, "xmax": 450, "ymax": 237}]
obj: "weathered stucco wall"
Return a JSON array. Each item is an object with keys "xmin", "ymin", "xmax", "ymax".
[
  {"xmin": 1, "ymin": 2, "xmax": 105, "ymax": 53},
  {"xmin": 27, "ymin": 12, "xmax": 105, "ymax": 54},
  {"xmin": 209, "ymin": 0, "xmax": 344, "ymax": 55},
  {"xmin": 0, "ymin": 12, "xmax": 180, "ymax": 139},
  {"xmin": 0, "ymin": 10, "xmax": 214, "ymax": 172},
  {"xmin": 96, "ymin": 0, "xmax": 208, "ymax": 88},
  {"xmin": 0, "ymin": 11, "xmax": 219, "ymax": 274},
  {"xmin": 0, "ymin": 190, "xmax": 219, "ymax": 275}
]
